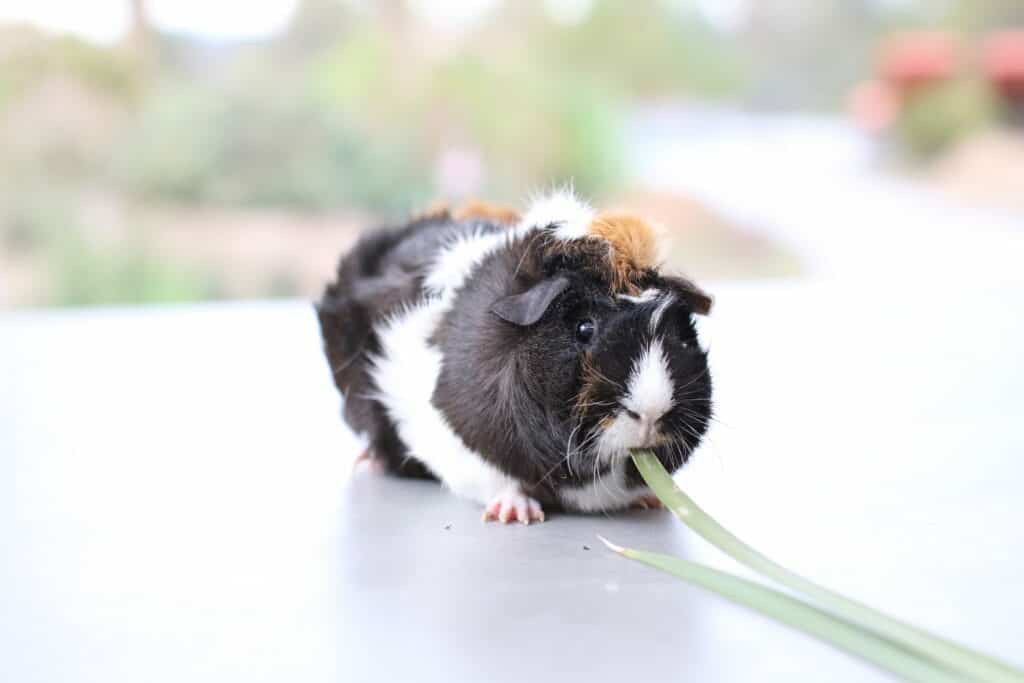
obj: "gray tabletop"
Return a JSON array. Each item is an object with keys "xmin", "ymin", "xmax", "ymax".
[{"xmin": 2, "ymin": 281, "xmax": 1023, "ymax": 682}]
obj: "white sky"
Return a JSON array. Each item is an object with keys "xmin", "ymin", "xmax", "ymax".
[
  {"xmin": 0, "ymin": 0, "xmax": 300, "ymax": 43},
  {"xmin": 0, "ymin": 0, "xmax": 755, "ymax": 44}
]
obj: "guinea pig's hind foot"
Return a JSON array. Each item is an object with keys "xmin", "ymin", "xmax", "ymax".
[
  {"xmin": 482, "ymin": 486, "xmax": 545, "ymax": 525},
  {"xmin": 352, "ymin": 448, "xmax": 386, "ymax": 475},
  {"xmin": 630, "ymin": 493, "xmax": 664, "ymax": 510}
]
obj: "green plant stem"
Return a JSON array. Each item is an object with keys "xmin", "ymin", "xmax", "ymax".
[
  {"xmin": 599, "ymin": 538, "xmax": 962, "ymax": 683},
  {"xmin": 631, "ymin": 450, "xmax": 1024, "ymax": 683}
]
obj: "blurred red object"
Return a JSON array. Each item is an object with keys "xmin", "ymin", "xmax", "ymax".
[
  {"xmin": 878, "ymin": 31, "xmax": 961, "ymax": 92},
  {"xmin": 982, "ymin": 29, "xmax": 1024, "ymax": 100},
  {"xmin": 848, "ymin": 79, "xmax": 901, "ymax": 132}
]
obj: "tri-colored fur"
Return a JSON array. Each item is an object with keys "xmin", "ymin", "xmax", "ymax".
[
  {"xmin": 453, "ymin": 200, "xmax": 521, "ymax": 225},
  {"xmin": 420, "ymin": 199, "xmax": 662, "ymax": 295},
  {"xmin": 318, "ymin": 191, "xmax": 713, "ymax": 522},
  {"xmin": 587, "ymin": 211, "xmax": 659, "ymax": 294}
]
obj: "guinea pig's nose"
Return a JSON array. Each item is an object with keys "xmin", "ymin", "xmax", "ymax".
[
  {"xmin": 625, "ymin": 407, "xmax": 668, "ymax": 425},
  {"xmin": 625, "ymin": 408, "xmax": 667, "ymax": 445}
]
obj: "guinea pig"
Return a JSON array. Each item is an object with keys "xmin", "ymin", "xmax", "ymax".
[{"xmin": 317, "ymin": 191, "xmax": 713, "ymax": 524}]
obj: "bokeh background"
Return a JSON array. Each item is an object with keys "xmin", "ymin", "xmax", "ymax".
[{"xmin": 2, "ymin": 0, "xmax": 1023, "ymax": 308}]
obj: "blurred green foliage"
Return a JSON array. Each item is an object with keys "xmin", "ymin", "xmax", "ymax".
[
  {"xmin": 422, "ymin": 56, "xmax": 624, "ymax": 199},
  {"xmin": 311, "ymin": 29, "xmax": 625, "ymax": 200},
  {"xmin": 0, "ymin": 187, "xmax": 221, "ymax": 307},
  {"xmin": 896, "ymin": 80, "xmax": 1001, "ymax": 160},
  {"xmin": 0, "ymin": 0, "xmax": 752, "ymax": 223},
  {"xmin": 3, "ymin": 0, "xmax": 1020, "ymax": 308},
  {"xmin": 0, "ymin": 31, "xmax": 140, "ymax": 109},
  {"xmin": 51, "ymin": 236, "xmax": 222, "ymax": 307},
  {"xmin": 531, "ymin": 1, "xmax": 746, "ymax": 100},
  {"xmin": 0, "ymin": 181, "xmax": 66, "ymax": 254},
  {"xmin": 306, "ymin": 0, "xmax": 745, "ymax": 200},
  {"xmin": 114, "ymin": 84, "xmax": 429, "ymax": 212}
]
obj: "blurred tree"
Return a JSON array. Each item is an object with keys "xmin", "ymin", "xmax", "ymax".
[
  {"xmin": 739, "ymin": 0, "xmax": 880, "ymax": 109},
  {"xmin": 52, "ymin": 235, "xmax": 222, "ymax": 307},
  {"xmin": 284, "ymin": 0, "xmax": 355, "ymax": 58},
  {"xmin": 944, "ymin": 0, "xmax": 1024, "ymax": 33},
  {"xmin": 0, "ymin": 29, "xmax": 140, "ymax": 182},
  {"xmin": 309, "ymin": 0, "xmax": 756, "ymax": 199},
  {"xmin": 114, "ymin": 83, "xmax": 429, "ymax": 212},
  {"xmin": 896, "ymin": 78, "xmax": 999, "ymax": 160},
  {"xmin": 124, "ymin": 0, "xmax": 155, "ymax": 68},
  {"xmin": 528, "ymin": 0, "xmax": 746, "ymax": 99}
]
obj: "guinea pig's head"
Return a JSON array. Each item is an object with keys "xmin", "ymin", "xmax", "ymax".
[
  {"xmin": 573, "ymin": 276, "xmax": 712, "ymax": 472},
  {"xmin": 491, "ymin": 262, "xmax": 713, "ymax": 484}
]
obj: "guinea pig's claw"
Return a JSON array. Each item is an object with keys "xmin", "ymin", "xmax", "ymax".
[{"xmin": 483, "ymin": 488, "xmax": 545, "ymax": 525}]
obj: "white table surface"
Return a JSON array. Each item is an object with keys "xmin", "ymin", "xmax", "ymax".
[{"xmin": 2, "ymin": 280, "xmax": 1022, "ymax": 682}]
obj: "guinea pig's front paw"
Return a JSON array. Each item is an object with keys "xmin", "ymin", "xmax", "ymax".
[{"xmin": 482, "ymin": 486, "xmax": 545, "ymax": 525}]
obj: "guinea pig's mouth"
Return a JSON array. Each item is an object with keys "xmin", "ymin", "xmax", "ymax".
[{"xmin": 593, "ymin": 409, "xmax": 671, "ymax": 462}]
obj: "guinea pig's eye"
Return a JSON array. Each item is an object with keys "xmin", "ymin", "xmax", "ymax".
[
  {"xmin": 679, "ymin": 319, "xmax": 699, "ymax": 347},
  {"xmin": 575, "ymin": 318, "xmax": 596, "ymax": 344}
]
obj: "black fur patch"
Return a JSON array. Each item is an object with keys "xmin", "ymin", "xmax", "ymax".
[
  {"xmin": 431, "ymin": 233, "xmax": 712, "ymax": 505},
  {"xmin": 316, "ymin": 213, "xmax": 503, "ymax": 479}
]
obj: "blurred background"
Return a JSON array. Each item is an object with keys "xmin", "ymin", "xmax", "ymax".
[{"xmin": 1, "ymin": 0, "xmax": 1023, "ymax": 309}]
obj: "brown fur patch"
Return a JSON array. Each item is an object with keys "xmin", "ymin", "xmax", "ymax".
[
  {"xmin": 453, "ymin": 200, "xmax": 521, "ymax": 225},
  {"xmin": 587, "ymin": 212, "xmax": 658, "ymax": 293},
  {"xmin": 413, "ymin": 200, "xmax": 451, "ymax": 222},
  {"xmin": 574, "ymin": 352, "xmax": 601, "ymax": 416}
]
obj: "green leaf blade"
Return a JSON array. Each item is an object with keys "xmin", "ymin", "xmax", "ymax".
[
  {"xmin": 604, "ymin": 540, "xmax": 962, "ymax": 683},
  {"xmin": 630, "ymin": 449, "xmax": 1024, "ymax": 682}
]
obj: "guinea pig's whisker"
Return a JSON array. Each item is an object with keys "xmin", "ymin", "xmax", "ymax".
[
  {"xmin": 565, "ymin": 420, "xmax": 585, "ymax": 479},
  {"xmin": 573, "ymin": 399, "xmax": 617, "ymax": 415},
  {"xmin": 672, "ymin": 439, "xmax": 690, "ymax": 468},
  {"xmin": 676, "ymin": 404, "xmax": 719, "ymax": 430},
  {"xmin": 674, "ymin": 388, "xmax": 712, "ymax": 400},
  {"xmin": 704, "ymin": 414, "xmax": 727, "ymax": 428},
  {"xmin": 512, "ymin": 229, "xmax": 547, "ymax": 279},
  {"xmin": 681, "ymin": 410, "xmax": 717, "ymax": 430},
  {"xmin": 673, "ymin": 366, "xmax": 711, "ymax": 394},
  {"xmin": 570, "ymin": 428, "xmax": 604, "ymax": 480},
  {"xmin": 588, "ymin": 366, "xmax": 624, "ymax": 391},
  {"xmin": 330, "ymin": 339, "xmax": 369, "ymax": 376},
  {"xmin": 592, "ymin": 458, "xmax": 616, "ymax": 519},
  {"xmin": 673, "ymin": 391, "xmax": 713, "ymax": 402},
  {"xmin": 574, "ymin": 397, "xmax": 617, "ymax": 407},
  {"xmin": 673, "ymin": 418, "xmax": 706, "ymax": 441},
  {"xmin": 533, "ymin": 455, "xmax": 571, "ymax": 488},
  {"xmin": 533, "ymin": 418, "xmax": 597, "ymax": 487},
  {"xmin": 597, "ymin": 460, "xmax": 627, "ymax": 513},
  {"xmin": 569, "ymin": 421, "xmax": 593, "ymax": 481}
]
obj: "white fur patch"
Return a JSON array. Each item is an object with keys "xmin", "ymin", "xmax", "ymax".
[
  {"xmin": 372, "ymin": 298, "xmax": 514, "ymax": 504},
  {"xmin": 650, "ymin": 295, "xmax": 675, "ymax": 333},
  {"xmin": 616, "ymin": 288, "xmax": 660, "ymax": 304},
  {"xmin": 423, "ymin": 229, "xmax": 513, "ymax": 301},
  {"xmin": 372, "ymin": 225, "xmax": 525, "ymax": 505},
  {"xmin": 624, "ymin": 338, "xmax": 674, "ymax": 420},
  {"xmin": 559, "ymin": 461, "xmax": 643, "ymax": 512},
  {"xmin": 518, "ymin": 189, "xmax": 594, "ymax": 241},
  {"xmin": 594, "ymin": 338, "xmax": 675, "ymax": 460}
]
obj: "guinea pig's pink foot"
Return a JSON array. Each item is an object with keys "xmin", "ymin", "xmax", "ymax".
[
  {"xmin": 482, "ymin": 487, "xmax": 545, "ymax": 525},
  {"xmin": 352, "ymin": 448, "xmax": 385, "ymax": 475},
  {"xmin": 630, "ymin": 493, "xmax": 664, "ymax": 510}
]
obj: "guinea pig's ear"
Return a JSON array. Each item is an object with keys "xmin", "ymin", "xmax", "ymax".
[
  {"xmin": 491, "ymin": 275, "xmax": 571, "ymax": 326},
  {"xmin": 665, "ymin": 276, "xmax": 713, "ymax": 315}
]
